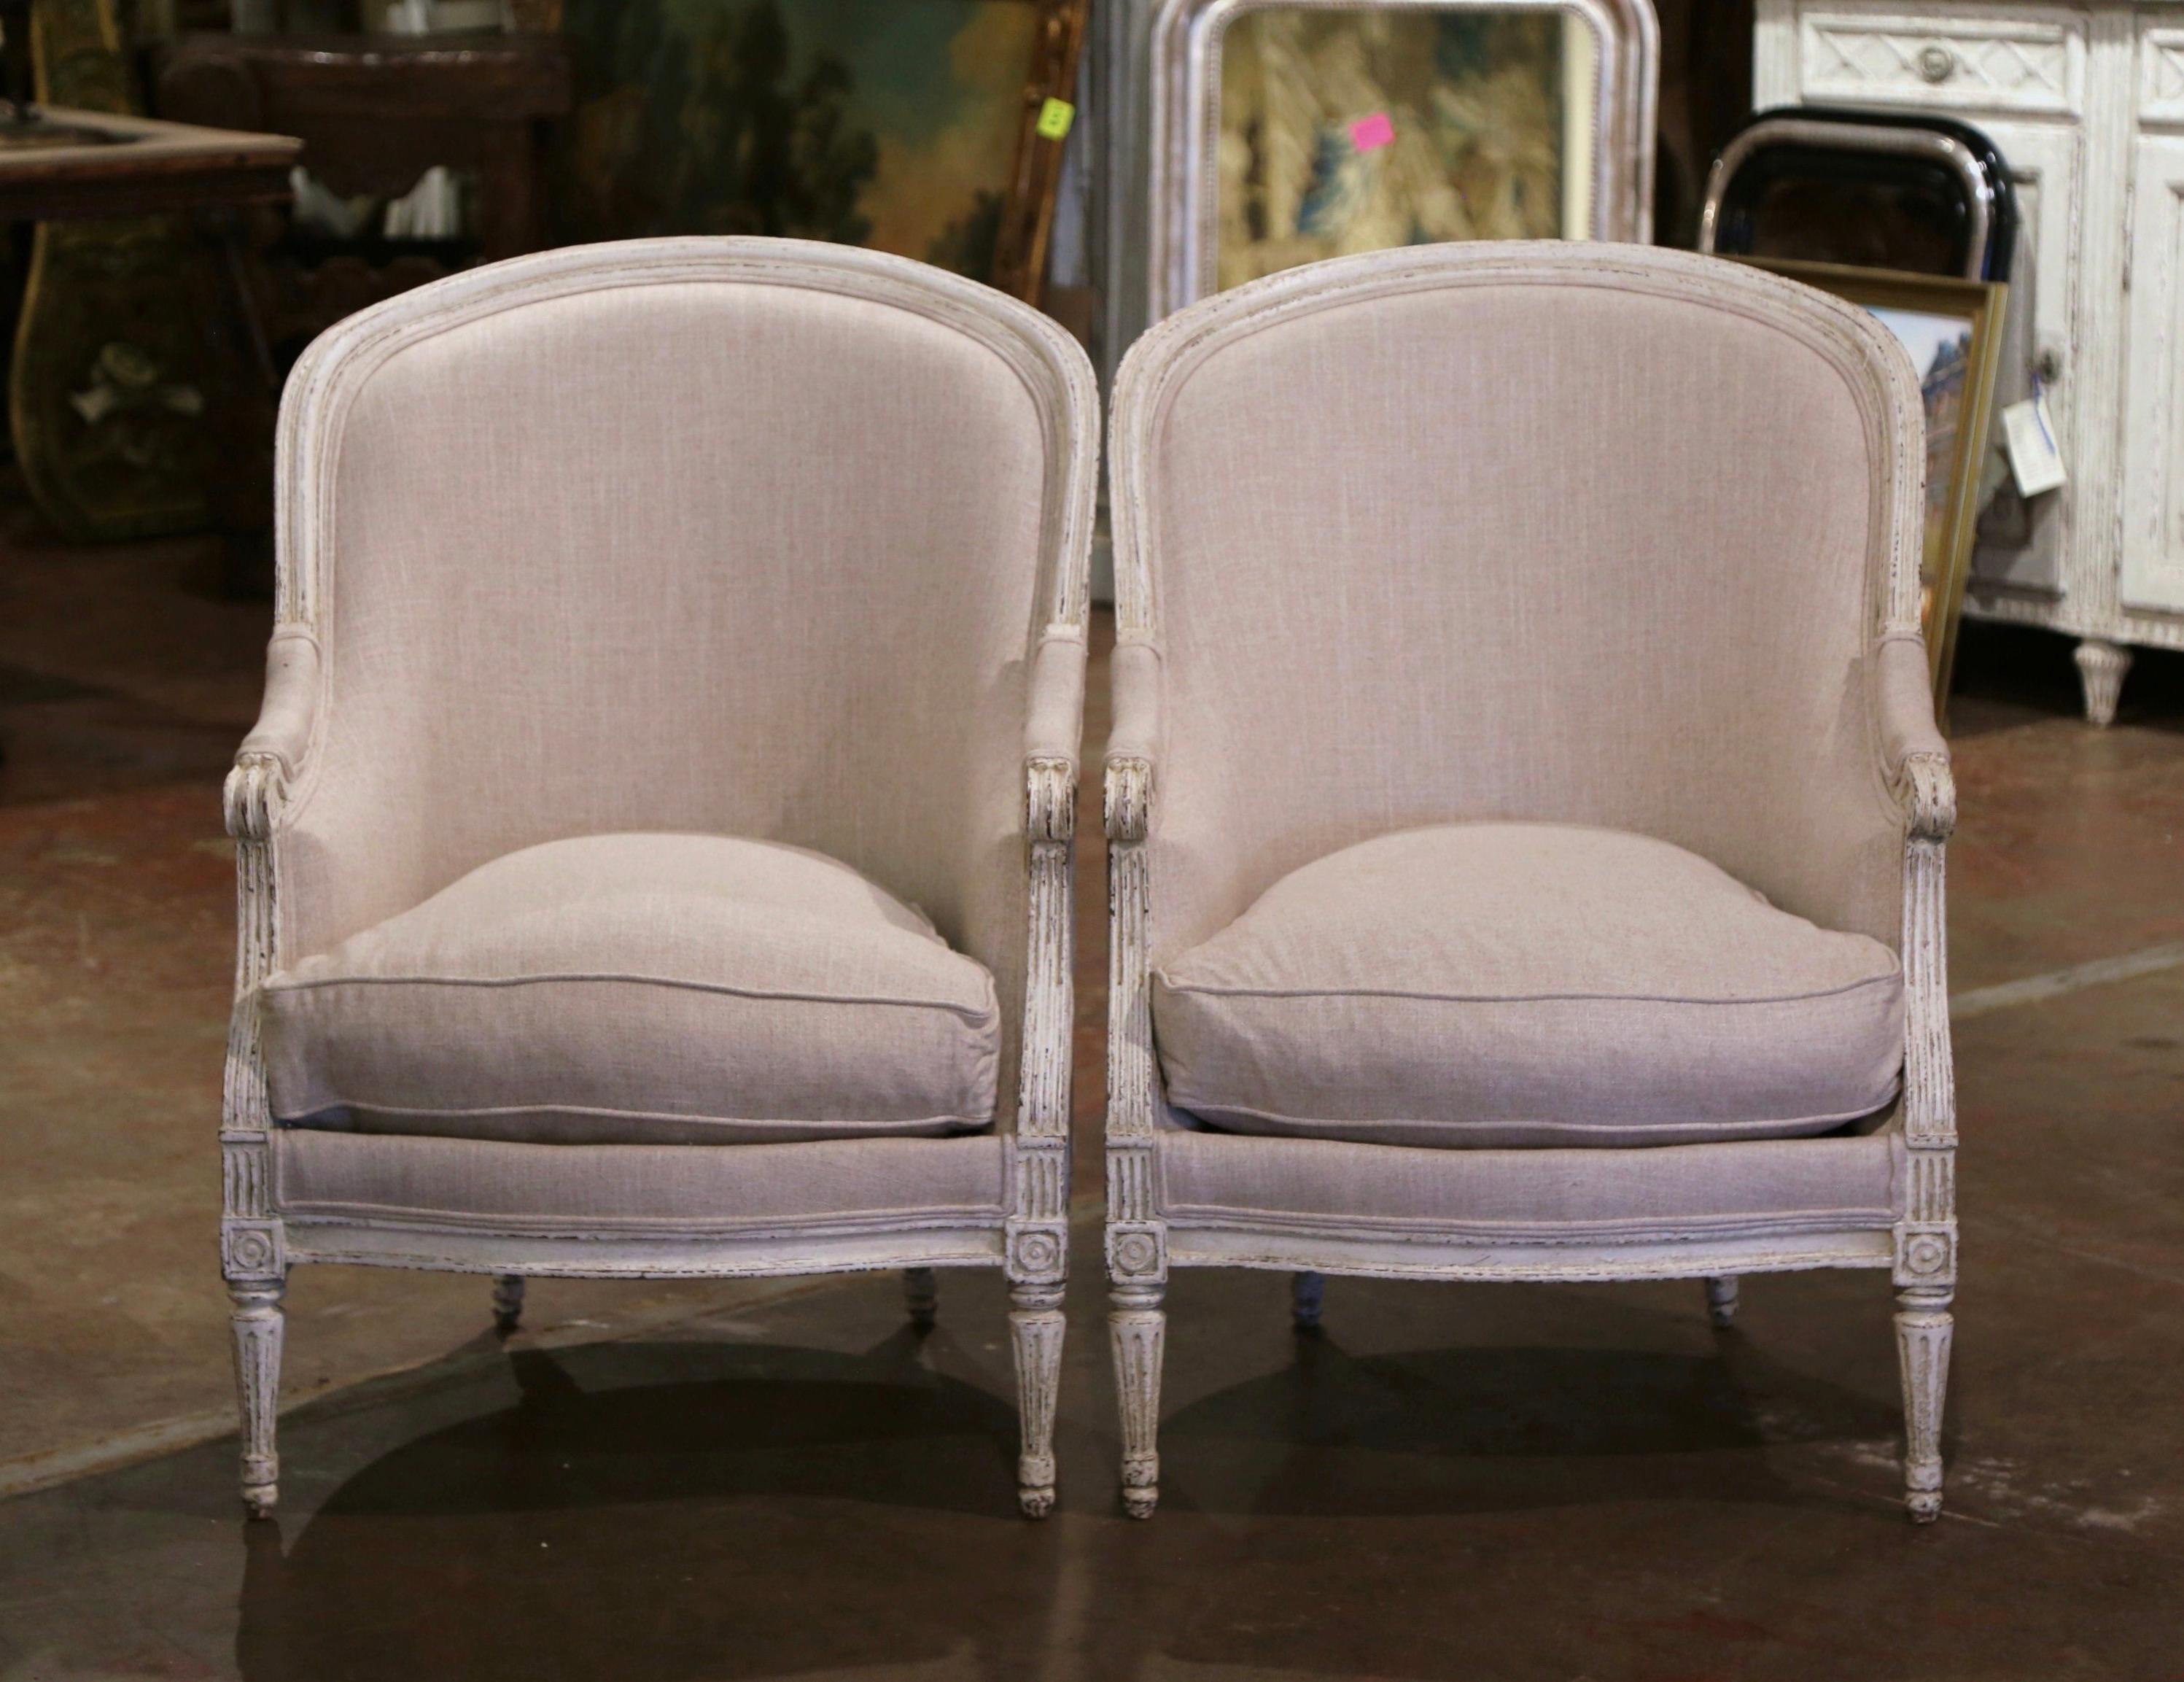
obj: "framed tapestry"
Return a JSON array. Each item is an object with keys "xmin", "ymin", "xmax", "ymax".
[
  {"xmin": 1743, "ymin": 258, "xmax": 2007, "ymax": 709},
  {"xmin": 554, "ymin": 0, "xmax": 1088, "ymax": 302},
  {"xmin": 1144, "ymin": 0, "xmax": 1657, "ymax": 321}
]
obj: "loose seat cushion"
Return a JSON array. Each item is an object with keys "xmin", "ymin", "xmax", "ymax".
[
  {"xmin": 1151, "ymin": 823, "xmax": 1903, "ymax": 1148},
  {"xmin": 263, "ymin": 834, "xmax": 1000, "ymax": 1145}
]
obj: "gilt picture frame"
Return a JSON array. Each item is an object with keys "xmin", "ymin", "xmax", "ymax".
[
  {"xmin": 1145, "ymin": 0, "xmax": 1658, "ymax": 322},
  {"xmin": 1741, "ymin": 257, "xmax": 2008, "ymax": 708},
  {"xmin": 556, "ymin": 0, "xmax": 1088, "ymax": 303}
]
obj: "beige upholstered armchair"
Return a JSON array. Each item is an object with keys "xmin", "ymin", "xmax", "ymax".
[
  {"xmin": 221, "ymin": 239, "xmax": 1096, "ymax": 1519},
  {"xmin": 1103, "ymin": 244, "xmax": 1956, "ymax": 1520}
]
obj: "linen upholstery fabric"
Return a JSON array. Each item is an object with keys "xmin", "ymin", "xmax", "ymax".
[
  {"xmin": 1158, "ymin": 1129, "xmax": 1905, "ymax": 1241},
  {"xmin": 273, "ymin": 1131, "xmax": 1005, "ymax": 1232},
  {"xmin": 1878, "ymin": 632, "xmax": 1948, "ymax": 770},
  {"xmin": 223, "ymin": 241, "xmax": 1097, "ymax": 1525},
  {"xmin": 272, "ymin": 261, "xmax": 1065, "ymax": 1111},
  {"xmin": 1097, "ymin": 244, "xmax": 1953, "ymax": 1522},
  {"xmin": 263, "ymin": 834, "xmax": 1000, "ymax": 1145},
  {"xmin": 1118, "ymin": 249, "xmax": 1911, "ymax": 972},
  {"xmin": 1153, "ymin": 823, "xmax": 1904, "ymax": 1148}
]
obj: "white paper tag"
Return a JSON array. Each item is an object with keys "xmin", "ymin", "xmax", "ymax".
[{"xmin": 2002, "ymin": 387, "xmax": 2067, "ymax": 497}]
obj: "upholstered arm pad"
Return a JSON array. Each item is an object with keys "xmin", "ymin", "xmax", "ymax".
[
  {"xmin": 1876, "ymin": 634, "xmax": 1954, "ymax": 841},
  {"xmin": 238, "ymin": 628, "xmax": 321, "ymax": 777},
  {"xmin": 1024, "ymin": 629, "xmax": 1088, "ymax": 770},
  {"xmin": 1108, "ymin": 641, "xmax": 1161, "ymax": 766},
  {"xmin": 227, "ymin": 629, "xmax": 320, "ymax": 842},
  {"xmin": 1105, "ymin": 641, "xmax": 1160, "ymax": 843},
  {"xmin": 1024, "ymin": 630, "xmax": 1086, "ymax": 843}
]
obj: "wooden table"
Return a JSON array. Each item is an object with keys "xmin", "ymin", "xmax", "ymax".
[
  {"xmin": 155, "ymin": 33, "xmax": 572, "ymax": 262},
  {"xmin": 0, "ymin": 108, "xmax": 298, "ymax": 562},
  {"xmin": 0, "ymin": 106, "xmax": 298, "ymax": 223}
]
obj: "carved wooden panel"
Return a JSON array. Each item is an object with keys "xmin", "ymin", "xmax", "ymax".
[
  {"xmin": 2138, "ymin": 25, "xmax": 2184, "ymax": 126},
  {"xmin": 1967, "ymin": 115, "xmax": 2082, "ymax": 599},
  {"xmin": 1795, "ymin": 8, "xmax": 2084, "ymax": 116},
  {"xmin": 2121, "ymin": 132, "xmax": 2184, "ymax": 614}
]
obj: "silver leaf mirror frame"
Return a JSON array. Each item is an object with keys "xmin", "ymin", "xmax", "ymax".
[{"xmin": 1145, "ymin": 0, "xmax": 1659, "ymax": 322}]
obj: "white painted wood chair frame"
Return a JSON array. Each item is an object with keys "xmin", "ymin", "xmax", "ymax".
[
  {"xmin": 1102, "ymin": 244, "xmax": 1958, "ymax": 1520},
  {"xmin": 220, "ymin": 240, "xmax": 1097, "ymax": 1520}
]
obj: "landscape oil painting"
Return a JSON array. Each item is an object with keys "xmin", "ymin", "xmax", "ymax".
[
  {"xmin": 1213, "ymin": 7, "xmax": 1596, "ymax": 291},
  {"xmin": 557, "ymin": 0, "xmax": 1043, "ymax": 284}
]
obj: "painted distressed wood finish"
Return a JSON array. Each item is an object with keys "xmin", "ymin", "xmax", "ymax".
[
  {"xmin": 219, "ymin": 240, "xmax": 1096, "ymax": 1522},
  {"xmin": 1757, "ymin": 0, "xmax": 2184, "ymax": 724},
  {"xmin": 1103, "ymin": 244, "xmax": 1959, "ymax": 1522}
]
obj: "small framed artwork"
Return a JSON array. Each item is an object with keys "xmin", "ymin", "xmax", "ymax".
[
  {"xmin": 1146, "ymin": 0, "xmax": 1658, "ymax": 321},
  {"xmin": 555, "ymin": 0, "xmax": 1089, "ymax": 303},
  {"xmin": 1741, "ymin": 258, "xmax": 2008, "ymax": 707}
]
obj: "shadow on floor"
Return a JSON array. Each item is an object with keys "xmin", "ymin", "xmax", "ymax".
[
  {"xmin": 235, "ymin": 1329, "xmax": 1052, "ymax": 1682},
  {"xmin": 224, "ymin": 1313, "xmax": 1923, "ymax": 1682},
  {"xmin": 1155, "ymin": 1328, "xmax": 1905, "ymax": 1522}
]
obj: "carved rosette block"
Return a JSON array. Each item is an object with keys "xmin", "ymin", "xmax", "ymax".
[
  {"xmin": 1005, "ymin": 1219, "xmax": 1068, "ymax": 1287},
  {"xmin": 1105, "ymin": 1221, "xmax": 1167, "ymax": 1287},
  {"xmin": 1703, "ymin": 1276, "xmax": 1739, "ymax": 1328},
  {"xmin": 1110, "ymin": 1284, "xmax": 1166, "ymax": 1518},
  {"xmin": 903, "ymin": 1267, "xmax": 939, "ymax": 1330},
  {"xmin": 221, "ymin": 1218, "xmax": 286, "ymax": 1285},
  {"xmin": 1010, "ymin": 1285, "xmax": 1065, "ymax": 1518},
  {"xmin": 1291, "ymin": 1271, "xmax": 1326, "ymax": 1330},
  {"xmin": 492, "ymin": 1274, "xmax": 526, "ymax": 1333},
  {"xmin": 1895, "ymin": 1286, "xmax": 1954, "ymax": 1522},
  {"xmin": 230, "ymin": 1282, "xmax": 287, "ymax": 1516},
  {"xmin": 2074, "ymin": 638, "xmax": 2131, "ymax": 728},
  {"xmin": 1893, "ymin": 1225, "xmax": 1956, "ymax": 1289}
]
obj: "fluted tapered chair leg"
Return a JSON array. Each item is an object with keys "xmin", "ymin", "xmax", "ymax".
[
  {"xmin": 904, "ymin": 1266, "xmax": 939, "ymax": 1330},
  {"xmin": 491, "ymin": 1274, "xmax": 524, "ymax": 1333},
  {"xmin": 1009, "ymin": 1284, "xmax": 1064, "ymax": 1517},
  {"xmin": 1111, "ymin": 1284, "xmax": 1166, "ymax": 1517},
  {"xmin": 1896, "ymin": 1285, "xmax": 1954, "ymax": 1522},
  {"xmin": 229, "ymin": 1282, "xmax": 286, "ymax": 1517},
  {"xmin": 1292, "ymin": 1271, "xmax": 1326, "ymax": 1330},
  {"xmin": 1703, "ymin": 1276, "xmax": 1739, "ymax": 1328}
]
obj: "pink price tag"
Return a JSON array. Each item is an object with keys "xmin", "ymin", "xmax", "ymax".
[{"xmin": 1348, "ymin": 112, "xmax": 1395, "ymax": 152}]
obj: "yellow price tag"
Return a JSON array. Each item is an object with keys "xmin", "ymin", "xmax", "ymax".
[{"xmin": 1035, "ymin": 98, "xmax": 1076, "ymax": 142}]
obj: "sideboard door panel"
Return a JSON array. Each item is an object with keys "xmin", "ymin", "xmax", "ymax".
[
  {"xmin": 2120, "ymin": 131, "xmax": 2184, "ymax": 613},
  {"xmin": 1973, "ymin": 117, "xmax": 2084, "ymax": 596}
]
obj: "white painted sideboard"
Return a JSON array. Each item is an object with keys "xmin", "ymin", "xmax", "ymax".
[{"xmin": 1757, "ymin": 1, "xmax": 2184, "ymax": 722}]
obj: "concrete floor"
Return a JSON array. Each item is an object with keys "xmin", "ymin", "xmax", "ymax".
[{"xmin": 2, "ymin": 480, "xmax": 2183, "ymax": 1678}]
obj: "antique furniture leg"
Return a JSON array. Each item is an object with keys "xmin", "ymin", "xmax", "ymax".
[
  {"xmin": 1111, "ymin": 1283, "xmax": 1167, "ymax": 1517},
  {"xmin": 1291, "ymin": 1270, "xmax": 1326, "ymax": 1330},
  {"xmin": 903, "ymin": 1266, "xmax": 939, "ymax": 1330},
  {"xmin": 2074, "ymin": 638, "xmax": 2131, "ymax": 726},
  {"xmin": 1895, "ymin": 1285, "xmax": 1955, "ymax": 1522},
  {"xmin": 1703, "ymin": 1276, "xmax": 1740, "ymax": 1328},
  {"xmin": 1009, "ymin": 1283, "xmax": 1065, "ymax": 1516},
  {"xmin": 1006, "ymin": 748, "xmax": 1076, "ymax": 1518},
  {"xmin": 1895, "ymin": 746, "xmax": 1959, "ymax": 1519},
  {"xmin": 491, "ymin": 1274, "xmax": 525, "ymax": 1333},
  {"xmin": 228, "ymin": 1280, "xmax": 285, "ymax": 1518}
]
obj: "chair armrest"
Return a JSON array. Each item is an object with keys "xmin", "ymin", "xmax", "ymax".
[
  {"xmin": 1024, "ymin": 629, "xmax": 1087, "ymax": 769},
  {"xmin": 1878, "ymin": 634, "xmax": 1954, "ymax": 842},
  {"xmin": 225, "ymin": 628, "xmax": 320, "ymax": 842},
  {"xmin": 1105, "ymin": 641, "xmax": 1161, "ymax": 842},
  {"xmin": 1023, "ymin": 629, "xmax": 1086, "ymax": 845}
]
